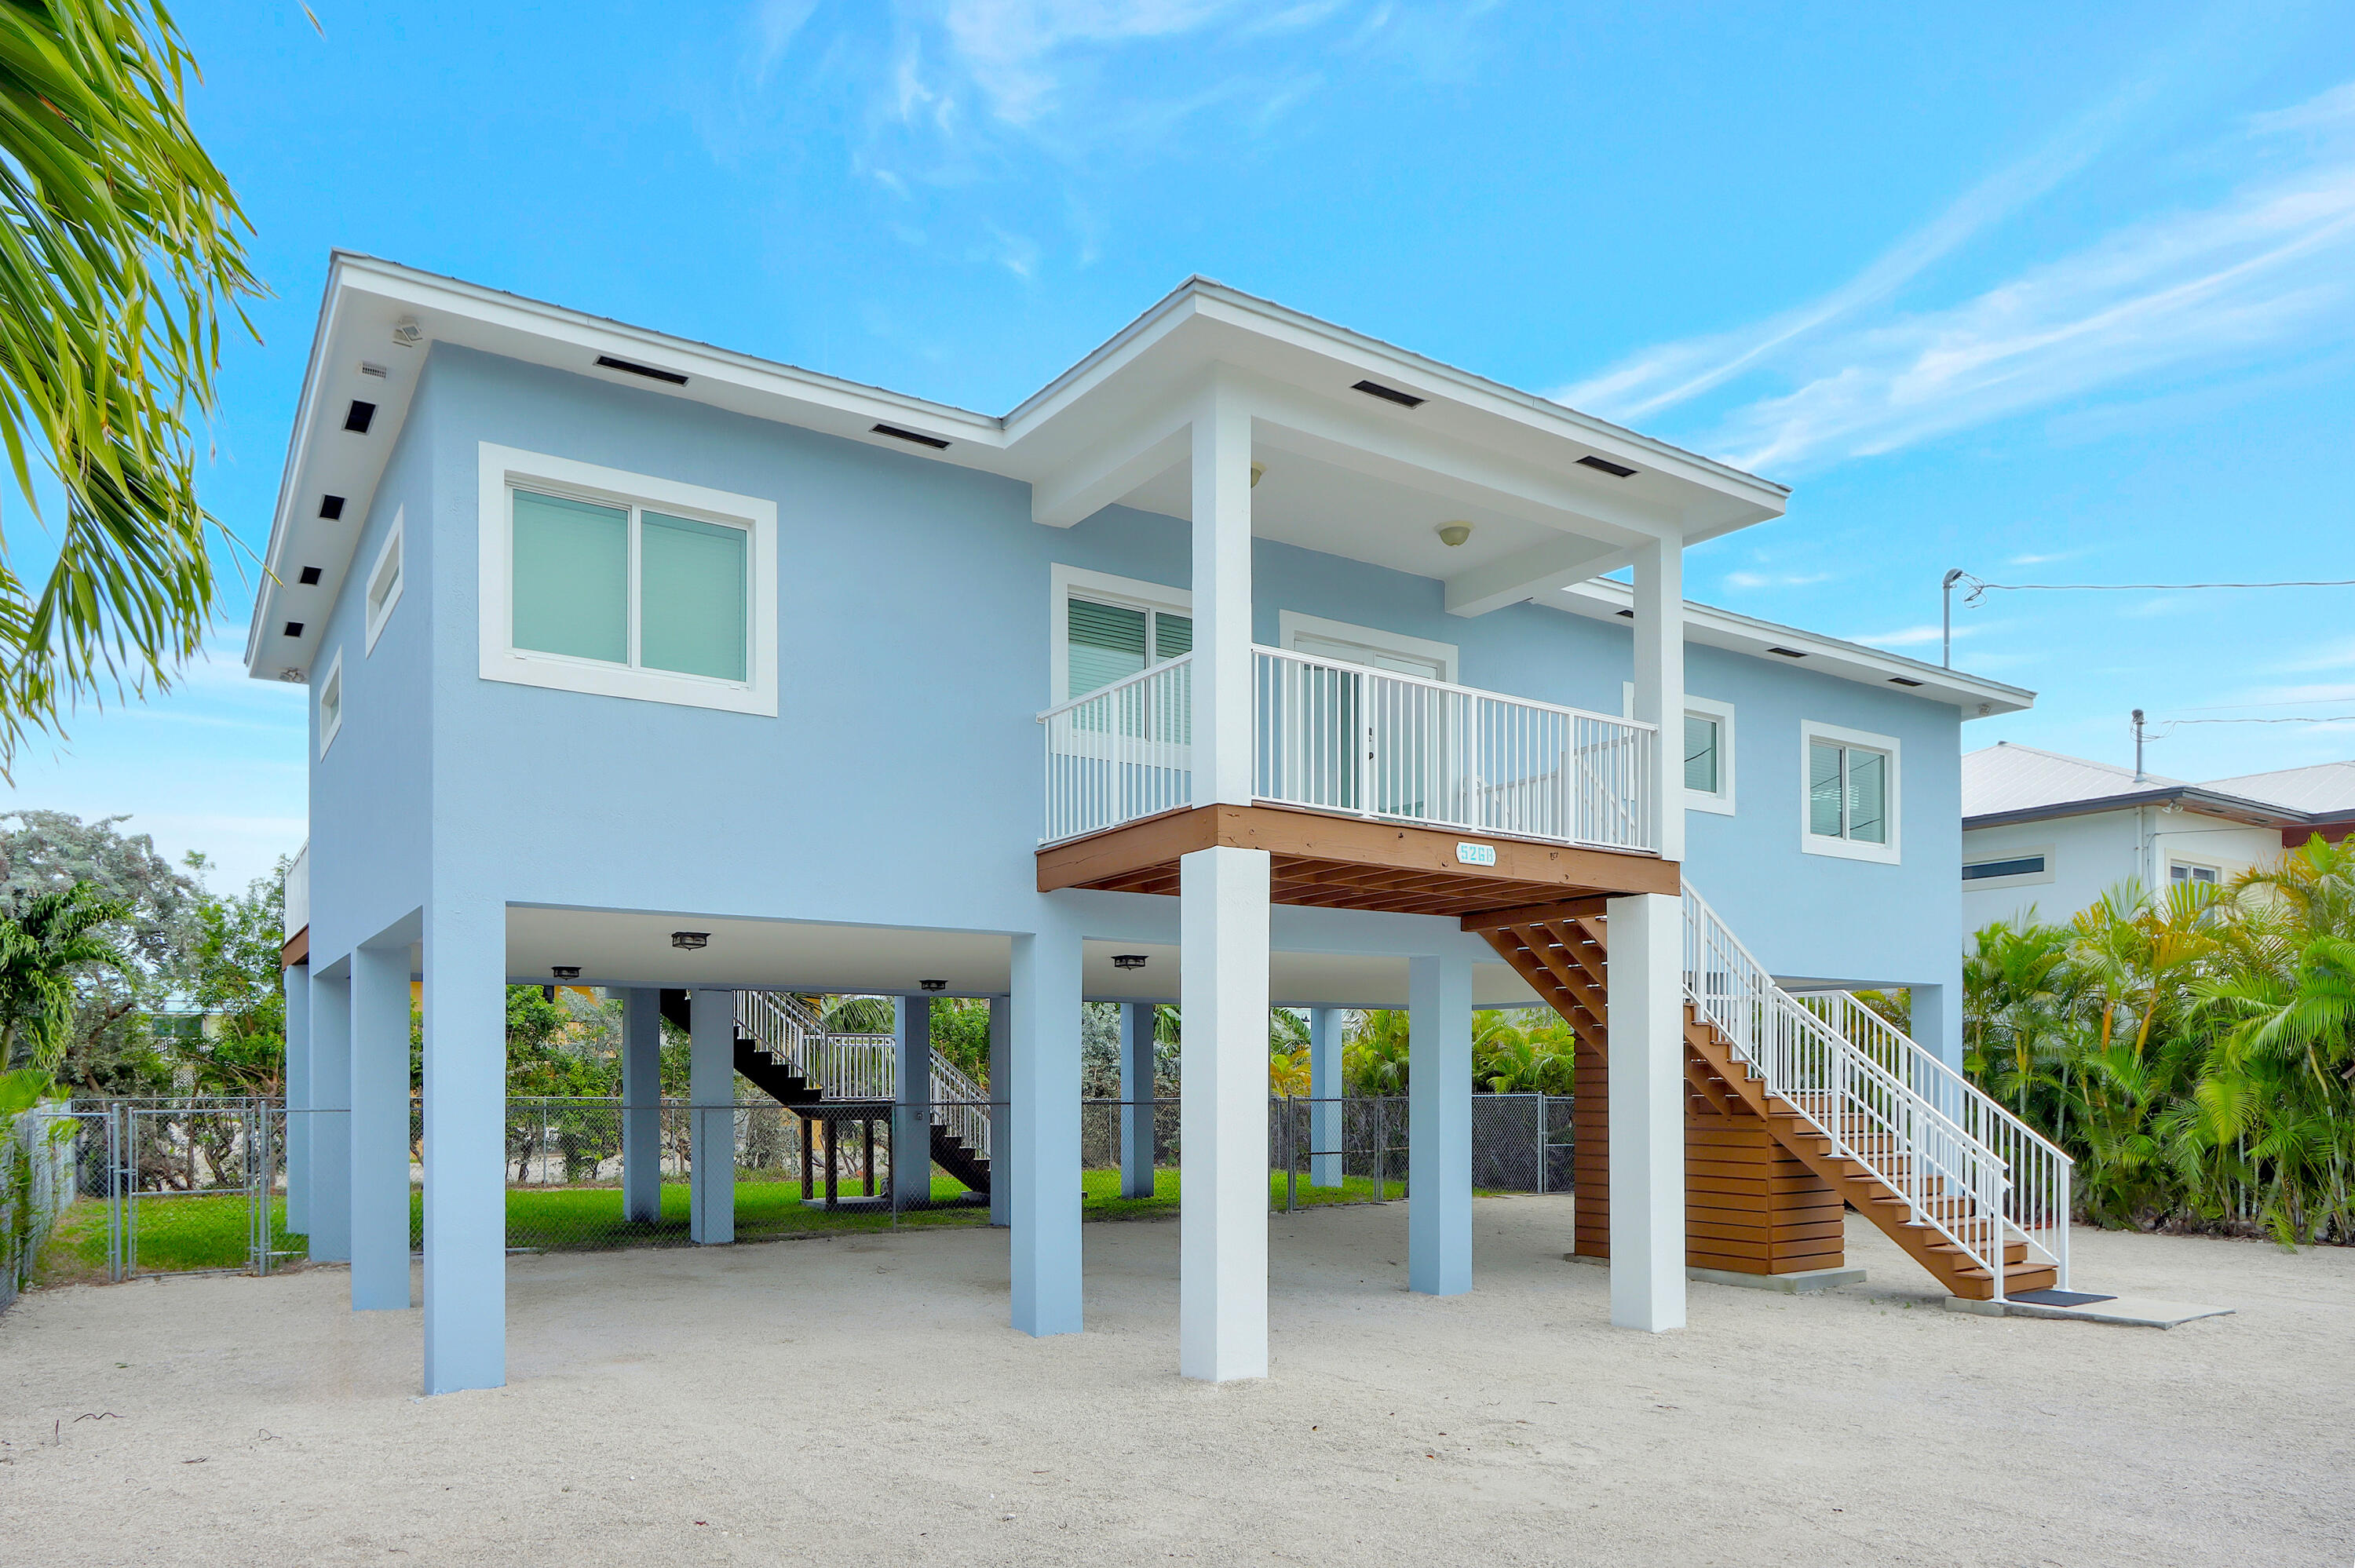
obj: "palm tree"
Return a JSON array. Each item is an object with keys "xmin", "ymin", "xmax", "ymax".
[
  {"xmin": 0, "ymin": 880, "xmax": 126, "ymax": 1071},
  {"xmin": 0, "ymin": 2, "xmax": 262, "ymax": 772}
]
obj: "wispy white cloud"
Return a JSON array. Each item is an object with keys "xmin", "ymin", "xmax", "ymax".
[
  {"xmin": 2273, "ymin": 636, "xmax": 2355, "ymax": 674},
  {"xmin": 937, "ymin": 0, "xmax": 1243, "ymax": 126},
  {"xmin": 1721, "ymin": 569, "xmax": 1831, "ymax": 590},
  {"xmin": 1561, "ymin": 76, "xmax": 2355, "ymax": 476}
]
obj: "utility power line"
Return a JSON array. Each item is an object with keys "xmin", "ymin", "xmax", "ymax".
[{"xmin": 1937, "ymin": 568, "xmax": 2355, "ymax": 666}]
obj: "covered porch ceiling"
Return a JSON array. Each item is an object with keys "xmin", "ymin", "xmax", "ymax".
[{"xmin": 502, "ymin": 904, "xmax": 1540, "ymax": 1011}]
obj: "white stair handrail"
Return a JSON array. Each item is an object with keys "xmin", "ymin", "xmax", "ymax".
[
  {"xmin": 1680, "ymin": 881, "xmax": 2026, "ymax": 1300},
  {"xmin": 1795, "ymin": 990, "xmax": 2072, "ymax": 1289}
]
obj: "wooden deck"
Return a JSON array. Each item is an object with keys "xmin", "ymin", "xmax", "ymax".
[{"xmin": 1035, "ymin": 804, "xmax": 1679, "ymax": 917}]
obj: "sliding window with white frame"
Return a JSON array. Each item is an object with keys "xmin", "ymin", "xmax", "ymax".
[
  {"xmin": 1800, "ymin": 719, "xmax": 1900, "ymax": 864},
  {"xmin": 476, "ymin": 444, "xmax": 779, "ymax": 717}
]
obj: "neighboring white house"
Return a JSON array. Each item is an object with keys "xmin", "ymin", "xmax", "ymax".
[{"xmin": 1961, "ymin": 743, "xmax": 2355, "ymax": 929}]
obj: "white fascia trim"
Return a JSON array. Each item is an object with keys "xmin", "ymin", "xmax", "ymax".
[
  {"xmin": 1050, "ymin": 563, "xmax": 1189, "ymax": 706},
  {"xmin": 1962, "ymin": 841, "xmax": 2057, "ymax": 892},
  {"xmin": 1800, "ymin": 718, "xmax": 1902, "ymax": 866},
  {"xmin": 1622, "ymin": 682, "xmax": 1736, "ymax": 816},
  {"xmin": 1561, "ymin": 577, "xmax": 2034, "ymax": 716},
  {"xmin": 1279, "ymin": 610, "xmax": 1459, "ymax": 683},
  {"xmin": 316, "ymin": 648, "xmax": 344, "ymax": 759},
  {"xmin": 363, "ymin": 508, "xmax": 404, "ymax": 655},
  {"xmin": 478, "ymin": 443, "xmax": 780, "ymax": 717}
]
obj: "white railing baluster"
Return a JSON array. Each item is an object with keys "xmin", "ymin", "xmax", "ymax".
[{"xmin": 1680, "ymin": 882, "xmax": 2065, "ymax": 1300}]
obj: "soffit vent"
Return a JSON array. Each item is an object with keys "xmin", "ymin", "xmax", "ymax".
[
  {"xmin": 298, "ymin": 567, "xmax": 323, "ymax": 585},
  {"xmin": 344, "ymin": 400, "xmax": 376, "ymax": 434},
  {"xmin": 595, "ymin": 354, "xmax": 689, "ymax": 386},
  {"xmin": 1766, "ymin": 646, "xmax": 1806, "ymax": 658},
  {"xmin": 872, "ymin": 423, "xmax": 951, "ymax": 450},
  {"xmin": 283, "ymin": 621, "xmax": 305, "ymax": 637},
  {"xmin": 1351, "ymin": 379, "xmax": 1425, "ymax": 408},
  {"xmin": 1577, "ymin": 454, "xmax": 1638, "ymax": 478},
  {"xmin": 1888, "ymin": 676, "xmax": 1924, "ymax": 687},
  {"xmin": 319, "ymin": 495, "xmax": 345, "ymax": 520}
]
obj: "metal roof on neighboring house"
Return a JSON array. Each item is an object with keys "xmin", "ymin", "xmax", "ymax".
[
  {"xmin": 1962, "ymin": 742, "xmax": 2185, "ymax": 817},
  {"xmin": 1963, "ymin": 741, "xmax": 2355, "ymax": 831},
  {"xmin": 2200, "ymin": 760, "xmax": 2355, "ymax": 818}
]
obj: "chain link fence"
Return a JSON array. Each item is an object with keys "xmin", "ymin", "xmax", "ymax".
[{"xmin": 5, "ymin": 1091, "xmax": 1575, "ymax": 1290}]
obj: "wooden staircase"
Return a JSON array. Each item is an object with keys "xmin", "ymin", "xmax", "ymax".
[
  {"xmin": 655, "ymin": 990, "xmax": 991, "ymax": 1197},
  {"xmin": 1470, "ymin": 899, "xmax": 2059, "ymax": 1300}
]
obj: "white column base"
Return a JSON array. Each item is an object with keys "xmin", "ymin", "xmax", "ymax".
[
  {"xmin": 1179, "ymin": 845, "xmax": 1272, "ymax": 1383},
  {"xmin": 1605, "ymin": 892, "xmax": 1686, "ymax": 1333}
]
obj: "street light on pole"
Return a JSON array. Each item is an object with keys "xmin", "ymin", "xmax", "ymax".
[{"xmin": 1941, "ymin": 569, "xmax": 1965, "ymax": 668}]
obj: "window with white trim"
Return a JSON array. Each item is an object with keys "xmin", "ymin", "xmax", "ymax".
[
  {"xmin": 1051, "ymin": 565, "xmax": 1191, "ymax": 704},
  {"xmin": 2169, "ymin": 861, "xmax": 2220, "ymax": 886},
  {"xmin": 1623, "ymin": 685, "xmax": 1736, "ymax": 815},
  {"xmin": 363, "ymin": 509, "xmax": 403, "ymax": 653},
  {"xmin": 1800, "ymin": 720, "xmax": 1900, "ymax": 863},
  {"xmin": 477, "ymin": 444, "xmax": 778, "ymax": 716},
  {"xmin": 317, "ymin": 651, "xmax": 343, "ymax": 758},
  {"xmin": 1965, "ymin": 852, "xmax": 2047, "ymax": 881}
]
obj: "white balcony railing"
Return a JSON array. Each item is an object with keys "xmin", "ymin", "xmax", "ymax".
[{"xmin": 1038, "ymin": 645, "xmax": 1659, "ymax": 854}]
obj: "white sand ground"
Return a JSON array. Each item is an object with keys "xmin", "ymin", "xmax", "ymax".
[{"xmin": 2, "ymin": 1198, "xmax": 2347, "ymax": 1567}]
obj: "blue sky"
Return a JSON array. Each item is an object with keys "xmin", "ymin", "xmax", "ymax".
[{"xmin": 5, "ymin": 0, "xmax": 2353, "ymax": 888}]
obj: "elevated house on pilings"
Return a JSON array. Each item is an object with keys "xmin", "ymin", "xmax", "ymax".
[{"xmin": 256, "ymin": 257, "xmax": 2059, "ymax": 1395}]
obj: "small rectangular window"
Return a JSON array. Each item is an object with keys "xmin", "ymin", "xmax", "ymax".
[
  {"xmin": 1809, "ymin": 738, "xmax": 1891, "ymax": 845},
  {"xmin": 317, "ymin": 653, "xmax": 343, "ymax": 757},
  {"xmin": 363, "ymin": 512, "xmax": 405, "ymax": 653},
  {"xmin": 1684, "ymin": 714, "xmax": 1720, "ymax": 794},
  {"xmin": 1965, "ymin": 854, "xmax": 2046, "ymax": 881},
  {"xmin": 2170, "ymin": 862, "xmax": 2219, "ymax": 885}
]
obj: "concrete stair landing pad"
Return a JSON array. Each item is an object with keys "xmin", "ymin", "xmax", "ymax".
[{"xmin": 1950, "ymin": 1293, "xmax": 2236, "ymax": 1328}]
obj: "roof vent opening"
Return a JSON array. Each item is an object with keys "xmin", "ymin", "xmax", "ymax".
[
  {"xmin": 344, "ymin": 400, "xmax": 375, "ymax": 434},
  {"xmin": 1578, "ymin": 454, "xmax": 1638, "ymax": 478},
  {"xmin": 298, "ymin": 567, "xmax": 322, "ymax": 585},
  {"xmin": 872, "ymin": 422, "xmax": 951, "ymax": 450},
  {"xmin": 595, "ymin": 354, "xmax": 688, "ymax": 386},
  {"xmin": 319, "ymin": 495, "xmax": 345, "ymax": 520},
  {"xmin": 1351, "ymin": 379, "xmax": 1425, "ymax": 408},
  {"xmin": 283, "ymin": 621, "xmax": 305, "ymax": 638},
  {"xmin": 1615, "ymin": 608, "xmax": 1635, "ymax": 618},
  {"xmin": 1766, "ymin": 646, "xmax": 1806, "ymax": 658},
  {"xmin": 1888, "ymin": 676, "xmax": 1925, "ymax": 687}
]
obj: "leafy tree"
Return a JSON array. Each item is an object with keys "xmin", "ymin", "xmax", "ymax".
[
  {"xmin": 172, "ymin": 858, "xmax": 287, "ymax": 1094},
  {"xmin": 0, "ymin": 1, "xmax": 265, "ymax": 771},
  {"xmin": 0, "ymin": 808, "xmax": 194, "ymax": 1088},
  {"xmin": 0, "ymin": 880, "xmax": 125, "ymax": 1071}
]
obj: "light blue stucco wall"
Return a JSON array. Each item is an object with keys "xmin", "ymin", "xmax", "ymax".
[{"xmin": 302, "ymin": 344, "xmax": 1968, "ymax": 1011}]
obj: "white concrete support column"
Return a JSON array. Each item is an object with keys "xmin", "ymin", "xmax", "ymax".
[
  {"xmin": 893, "ymin": 996, "xmax": 934, "ymax": 1212},
  {"xmin": 621, "ymin": 989, "xmax": 661, "ymax": 1223},
  {"xmin": 1191, "ymin": 379, "xmax": 1254, "ymax": 808},
  {"xmin": 1308, "ymin": 1006, "xmax": 1342, "ymax": 1187},
  {"xmin": 305, "ymin": 968, "xmax": 351, "ymax": 1264},
  {"xmin": 349, "ymin": 943, "xmax": 413, "ymax": 1312},
  {"xmin": 1604, "ymin": 892, "xmax": 1686, "ymax": 1332},
  {"xmin": 1408, "ymin": 954, "xmax": 1475, "ymax": 1296},
  {"xmin": 421, "ymin": 899, "xmax": 508, "ymax": 1394},
  {"xmin": 283, "ymin": 962, "xmax": 311, "ymax": 1234},
  {"xmin": 1120, "ymin": 1002, "xmax": 1157, "ymax": 1199},
  {"xmin": 1629, "ymin": 534, "xmax": 1687, "ymax": 864},
  {"xmin": 1179, "ymin": 844, "xmax": 1272, "ymax": 1382},
  {"xmin": 689, "ymin": 989, "xmax": 736, "ymax": 1245},
  {"xmin": 1008, "ymin": 929, "xmax": 1083, "ymax": 1336},
  {"xmin": 987, "ymin": 996, "xmax": 1010, "ymax": 1229}
]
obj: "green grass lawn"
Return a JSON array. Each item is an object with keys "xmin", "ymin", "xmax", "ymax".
[{"xmin": 31, "ymin": 1165, "xmax": 1411, "ymax": 1281}]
